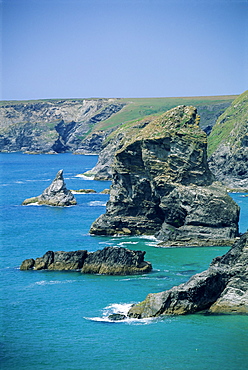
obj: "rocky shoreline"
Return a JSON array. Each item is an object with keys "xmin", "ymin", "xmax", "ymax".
[
  {"xmin": 20, "ymin": 247, "xmax": 152, "ymax": 275},
  {"xmin": 126, "ymin": 231, "xmax": 248, "ymax": 318}
]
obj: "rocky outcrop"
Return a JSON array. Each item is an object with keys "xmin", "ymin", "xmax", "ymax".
[
  {"xmin": 20, "ymin": 247, "xmax": 152, "ymax": 275},
  {"xmin": 90, "ymin": 105, "xmax": 240, "ymax": 245},
  {"xmin": 83, "ymin": 101, "xmax": 232, "ymax": 181},
  {"xmin": 0, "ymin": 99, "xmax": 125, "ymax": 153},
  {"xmin": 85, "ymin": 116, "xmax": 154, "ymax": 180},
  {"xmin": 127, "ymin": 232, "xmax": 248, "ymax": 318},
  {"xmin": 208, "ymin": 90, "xmax": 248, "ymax": 189},
  {"xmin": 82, "ymin": 247, "xmax": 151, "ymax": 275},
  {"xmin": 22, "ymin": 170, "xmax": 77, "ymax": 206}
]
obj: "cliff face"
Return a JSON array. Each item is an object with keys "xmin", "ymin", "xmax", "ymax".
[
  {"xmin": 208, "ymin": 90, "xmax": 248, "ymax": 188},
  {"xmin": 0, "ymin": 99, "xmax": 125, "ymax": 153},
  {"xmin": 84, "ymin": 102, "xmax": 232, "ymax": 181},
  {"xmin": 90, "ymin": 105, "xmax": 239, "ymax": 245},
  {"xmin": 128, "ymin": 231, "xmax": 248, "ymax": 317},
  {"xmin": 0, "ymin": 96, "xmax": 233, "ymax": 155}
]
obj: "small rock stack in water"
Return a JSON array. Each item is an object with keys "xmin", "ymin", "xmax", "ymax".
[
  {"xmin": 22, "ymin": 169, "xmax": 77, "ymax": 206},
  {"xmin": 20, "ymin": 247, "xmax": 152, "ymax": 275}
]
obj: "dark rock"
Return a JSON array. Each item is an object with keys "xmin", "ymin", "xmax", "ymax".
[
  {"xmin": 20, "ymin": 258, "xmax": 35, "ymax": 270},
  {"xmin": 90, "ymin": 105, "xmax": 240, "ymax": 245},
  {"xmin": 22, "ymin": 170, "xmax": 77, "ymax": 206},
  {"xmin": 127, "ymin": 232, "xmax": 248, "ymax": 318},
  {"xmin": 108, "ymin": 314, "xmax": 127, "ymax": 321},
  {"xmin": 82, "ymin": 247, "xmax": 152, "ymax": 275},
  {"xmin": 21, "ymin": 250, "xmax": 88, "ymax": 271},
  {"xmin": 20, "ymin": 246, "xmax": 152, "ymax": 275}
]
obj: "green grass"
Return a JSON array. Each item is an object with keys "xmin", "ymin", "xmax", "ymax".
[
  {"xmin": 93, "ymin": 95, "xmax": 237, "ymax": 131},
  {"xmin": 207, "ymin": 90, "xmax": 248, "ymax": 156}
]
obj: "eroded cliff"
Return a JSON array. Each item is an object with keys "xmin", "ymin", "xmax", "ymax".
[
  {"xmin": 90, "ymin": 105, "xmax": 240, "ymax": 245},
  {"xmin": 208, "ymin": 90, "xmax": 248, "ymax": 189},
  {"xmin": 128, "ymin": 231, "xmax": 248, "ymax": 317},
  {"xmin": 0, "ymin": 99, "xmax": 125, "ymax": 153}
]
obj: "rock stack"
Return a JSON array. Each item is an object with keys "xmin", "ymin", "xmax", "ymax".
[
  {"xmin": 20, "ymin": 246, "xmax": 152, "ymax": 275},
  {"xmin": 90, "ymin": 105, "xmax": 240, "ymax": 246},
  {"xmin": 22, "ymin": 169, "xmax": 77, "ymax": 206}
]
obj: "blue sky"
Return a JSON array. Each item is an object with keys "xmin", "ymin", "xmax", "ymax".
[{"xmin": 1, "ymin": 0, "xmax": 247, "ymax": 100}]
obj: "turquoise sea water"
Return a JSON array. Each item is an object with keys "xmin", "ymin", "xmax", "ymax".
[{"xmin": 1, "ymin": 153, "xmax": 247, "ymax": 370}]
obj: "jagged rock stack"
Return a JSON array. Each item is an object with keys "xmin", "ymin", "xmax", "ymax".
[
  {"xmin": 20, "ymin": 246, "xmax": 152, "ymax": 275},
  {"xmin": 22, "ymin": 169, "xmax": 77, "ymax": 206},
  {"xmin": 90, "ymin": 105, "xmax": 240, "ymax": 246}
]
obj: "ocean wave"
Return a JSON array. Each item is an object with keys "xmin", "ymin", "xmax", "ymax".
[
  {"xmin": 116, "ymin": 241, "xmax": 139, "ymax": 246},
  {"xmin": 26, "ymin": 179, "xmax": 51, "ymax": 182},
  {"xmin": 75, "ymin": 174, "xmax": 94, "ymax": 180},
  {"xmin": 23, "ymin": 202, "xmax": 40, "ymax": 206},
  {"xmin": 84, "ymin": 303, "xmax": 159, "ymax": 325},
  {"xmin": 31, "ymin": 279, "xmax": 76, "ymax": 287},
  {"xmin": 88, "ymin": 201, "xmax": 107, "ymax": 207}
]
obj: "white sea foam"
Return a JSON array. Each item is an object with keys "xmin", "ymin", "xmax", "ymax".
[
  {"xmin": 75, "ymin": 174, "xmax": 94, "ymax": 180},
  {"xmin": 26, "ymin": 179, "xmax": 51, "ymax": 182},
  {"xmin": 24, "ymin": 202, "xmax": 40, "ymax": 206},
  {"xmin": 88, "ymin": 201, "xmax": 106, "ymax": 207},
  {"xmin": 85, "ymin": 302, "xmax": 158, "ymax": 325},
  {"xmin": 117, "ymin": 241, "xmax": 139, "ymax": 246},
  {"xmin": 32, "ymin": 279, "xmax": 76, "ymax": 287}
]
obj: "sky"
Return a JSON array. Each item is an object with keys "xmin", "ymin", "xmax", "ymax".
[{"xmin": 1, "ymin": 0, "xmax": 247, "ymax": 100}]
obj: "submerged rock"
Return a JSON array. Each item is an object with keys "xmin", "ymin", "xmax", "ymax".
[
  {"xmin": 20, "ymin": 246, "xmax": 152, "ymax": 275},
  {"xmin": 90, "ymin": 105, "xmax": 239, "ymax": 246},
  {"xmin": 22, "ymin": 170, "xmax": 77, "ymax": 206},
  {"xmin": 127, "ymin": 232, "xmax": 248, "ymax": 318}
]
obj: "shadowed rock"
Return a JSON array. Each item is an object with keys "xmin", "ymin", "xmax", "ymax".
[
  {"xmin": 20, "ymin": 247, "xmax": 152, "ymax": 275},
  {"xmin": 22, "ymin": 170, "xmax": 77, "ymax": 206},
  {"xmin": 82, "ymin": 247, "xmax": 152, "ymax": 275},
  {"xmin": 127, "ymin": 232, "xmax": 248, "ymax": 318},
  {"xmin": 90, "ymin": 105, "xmax": 240, "ymax": 246}
]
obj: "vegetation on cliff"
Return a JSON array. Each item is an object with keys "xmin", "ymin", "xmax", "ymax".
[
  {"xmin": 90, "ymin": 105, "xmax": 239, "ymax": 245},
  {"xmin": 0, "ymin": 95, "xmax": 235, "ymax": 154},
  {"xmin": 208, "ymin": 90, "xmax": 248, "ymax": 188}
]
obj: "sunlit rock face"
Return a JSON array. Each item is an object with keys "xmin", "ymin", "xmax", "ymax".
[
  {"xmin": 90, "ymin": 105, "xmax": 239, "ymax": 246},
  {"xmin": 128, "ymin": 232, "xmax": 248, "ymax": 318},
  {"xmin": 22, "ymin": 170, "xmax": 77, "ymax": 207}
]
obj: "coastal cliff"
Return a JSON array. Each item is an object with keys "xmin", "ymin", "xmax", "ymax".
[
  {"xmin": 0, "ymin": 99, "xmax": 125, "ymax": 153},
  {"xmin": 90, "ymin": 105, "xmax": 239, "ymax": 246},
  {"xmin": 128, "ymin": 231, "xmax": 248, "ymax": 317},
  {"xmin": 208, "ymin": 90, "xmax": 248, "ymax": 189},
  {"xmin": 0, "ymin": 96, "xmax": 233, "ymax": 155}
]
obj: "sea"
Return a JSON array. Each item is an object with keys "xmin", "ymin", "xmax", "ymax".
[{"xmin": 1, "ymin": 152, "xmax": 248, "ymax": 370}]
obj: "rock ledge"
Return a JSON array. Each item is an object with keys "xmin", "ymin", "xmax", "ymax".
[
  {"xmin": 127, "ymin": 232, "xmax": 248, "ymax": 318},
  {"xmin": 20, "ymin": 246, "xmax": 152, "ymax": 275}
]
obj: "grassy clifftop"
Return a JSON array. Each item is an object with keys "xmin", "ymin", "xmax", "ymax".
[
  {"xmin": 93, "ymin": 95, "xmax": 237, "ymax": 132},
  {"xmin": 207, "ymin": 90, "xmax": 248, "ymax": 157}
]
